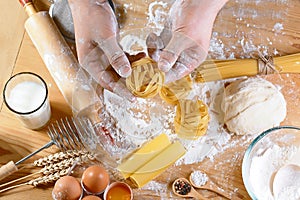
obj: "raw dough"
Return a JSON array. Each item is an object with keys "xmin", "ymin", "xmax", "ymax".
[{"xmin": 221, "ymin": 77, "xmax": 286, "ymax": 135}]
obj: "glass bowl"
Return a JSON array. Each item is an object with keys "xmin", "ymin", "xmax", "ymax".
[{"xmin": 242, "ymin": 126, "xmax": 300, "ymax": 200}]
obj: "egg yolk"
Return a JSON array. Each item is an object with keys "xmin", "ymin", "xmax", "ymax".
[{"xmin": 106, "ymin": 183, "xmax": 131, "ymax": 200}]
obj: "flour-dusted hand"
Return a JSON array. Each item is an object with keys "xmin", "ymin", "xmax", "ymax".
[
  {"xmin": 68, "ymin": 0, "xmax": 132, "ymax": 98},
  {"xmin": 147, "ymin": 0, "xmax": 228, "ymax": 83}
]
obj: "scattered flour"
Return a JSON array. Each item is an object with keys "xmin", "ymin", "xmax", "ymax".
[
  {"xmin": 273, "ymin": 22, "xmax": 284, "ymax": 32},
  {"xmin": 120, "ymin": 0, "xmax": 170, "ymax": 54},
  {"xmin": 146, "ymin": 1, "xmax": 169, "ymax": 30},
  {"xmin": 98, "ymin": 79, "xmax": 232, "ymax": 165},
  {"xmin": 119, "ymin": 34, "xmax": 148, "ymax": 58}
]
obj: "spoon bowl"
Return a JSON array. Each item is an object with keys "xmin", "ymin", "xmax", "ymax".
[
  {"xmin": 172, "ymin": 178, "xmax": 209, "ymax": 200},
  {"xmin": 189, "ymin": 170, "xmax": 230, "ymax": 199}
]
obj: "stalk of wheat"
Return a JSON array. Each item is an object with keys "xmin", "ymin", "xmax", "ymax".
[{"xmin": 0, "ymin": 150, "xmax": 95, "ymax": 193}]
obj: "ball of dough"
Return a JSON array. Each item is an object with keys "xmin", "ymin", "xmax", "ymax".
[{"xmin": 221, "ymin": 77, "xmax": 286, "ymax": 135}]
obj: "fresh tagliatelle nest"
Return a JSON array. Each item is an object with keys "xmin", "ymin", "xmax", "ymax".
[
  {"xmin": 126, "ymin": 57, "xmax": 164, "ymax": 98},
  {"xmin": 174, "ymin": 99, "xmax": 210, "ymax": 140},
  {"xmin": 159, "ymin": 75, "xmax": 193, "ymax": 105},
  {"xmin": 126, "ymin": 57, "xmax": 193, "ymax": 103}
]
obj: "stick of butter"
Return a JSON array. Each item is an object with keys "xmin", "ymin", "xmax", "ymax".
[
  {"xmin": 117, "ymin": 133, "xmax": 171, "ymax": 178},
  {"xmin": 129, "ymin": 141, "xmax": 186, "ymax": 188}
]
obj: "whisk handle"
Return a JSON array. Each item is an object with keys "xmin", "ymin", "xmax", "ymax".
[{"xmin": 0, "ymin": 161, "xmax": 18, "ymax": 181}]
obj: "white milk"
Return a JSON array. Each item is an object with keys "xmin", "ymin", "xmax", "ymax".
[{"xmin": 7, "ymin": 81, "xmax": 51, "ymax": 129}]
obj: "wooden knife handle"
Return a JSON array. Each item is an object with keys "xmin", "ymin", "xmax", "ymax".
[{"xmin": 0, "ymin": 161, "xmax": 18, "ymax": 181}]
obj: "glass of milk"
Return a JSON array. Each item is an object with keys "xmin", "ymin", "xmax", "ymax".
[{"xmin": 3, "ymin": 72, "xmax": 51, "ymax": 129}]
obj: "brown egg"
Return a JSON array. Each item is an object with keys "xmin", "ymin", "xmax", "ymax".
[
  {"xmin": 82, "ymin": 165, "xmax": 110, "ymax": 194},
  {"xmin": 52, "ymin": 175, "xmax": 82, "ymax": 200},
  {"xmin": 82, "ymin": 195, "xmax": 102, "ymax": 200}
]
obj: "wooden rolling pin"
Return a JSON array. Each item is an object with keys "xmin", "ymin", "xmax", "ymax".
[{"xmin": 19, "ymin": 0, "xmax": 100, "ymax": 115}]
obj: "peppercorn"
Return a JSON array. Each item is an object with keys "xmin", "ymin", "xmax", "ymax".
[{"xmin": 174, "ymin": 179, "xmax": 191, "ymax": 195}]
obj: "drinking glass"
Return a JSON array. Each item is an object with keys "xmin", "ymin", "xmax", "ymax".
[{"xmin": 3, "ymin": 72, "xmax": 51, "ymax": 129}]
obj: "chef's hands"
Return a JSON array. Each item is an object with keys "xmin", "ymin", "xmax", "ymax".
[
  {"xmin": 68, "ymin": 0, "xmax": 228, "ymax": 97},
  {"xmin": 147, "ymin": 0, "xmax": 229, "ymax": 83},
  {"xmin": 68, "ymin": 0, "xmax": 132, "ymax": 98}
]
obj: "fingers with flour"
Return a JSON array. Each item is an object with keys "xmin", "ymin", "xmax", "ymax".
[
  {"xmin": 157, "ymin": 0, "xmax": 229, "ymax": 83},
  {"xmin": 146, "ymin": 33, "xmax": 164, "ymax": 62},
  {"xmin": 98, "ymin": 37, "xmax": 131, "ymax": 78},
  {"xmin": 98, "ymin": 70, "xmax": 135, "ymax": 101},
  {"xmin": 158, "ymin": 32, "xmax": 207, "ymax": 71},
  {"xmin": 68, "ymin": 0, "xmax": 132, "ymax": 96}
]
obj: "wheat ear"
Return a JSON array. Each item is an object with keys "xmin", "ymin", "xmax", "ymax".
[
  {"xmin": 0, "ymin": 168, "xmax": 71, "ymax": 193},
  {"xmin": 0, "ymin": 151, "xmax": 95, "ymax": 193}
]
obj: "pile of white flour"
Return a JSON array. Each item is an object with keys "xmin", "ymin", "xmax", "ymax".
[{"xmin": 249, "ymin": 144, "xmax": 300, "ymax": 199}]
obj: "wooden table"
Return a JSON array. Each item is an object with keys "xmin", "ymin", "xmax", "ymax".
[{"xmin": 1, "ymin": 0, "xmax": 300, "ymax": 199}]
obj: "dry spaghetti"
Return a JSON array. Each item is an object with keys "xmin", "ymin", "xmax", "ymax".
[{"xmin": 192, "ymin": 52, "xmax": 300, "ymax": 82}]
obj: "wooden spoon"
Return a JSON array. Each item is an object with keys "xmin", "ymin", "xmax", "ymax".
[
  {"xmin": 272, "ymin": 164, "xmax": 300, "ymax": 198},
  {"xmin": 189, "ymin": 170, "xmax": 230, "ymax": 199},
  {"xmin": 172, "ymin": 178, "xmax": 209, "ymax": 200}
]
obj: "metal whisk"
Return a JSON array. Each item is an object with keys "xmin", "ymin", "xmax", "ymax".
[{"xmin": 0, "ymin": 117, "xmax": 95, "ymax": 181}]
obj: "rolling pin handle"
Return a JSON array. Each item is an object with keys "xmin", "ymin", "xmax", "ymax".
[
  {"xmin": 19, "ymin": 0, "xmax": 33, "ymax": 7},
  {"xmin": 0, "ymin": 161, "xmax": 18, "ymax": 181},
  {"xmin": 18, "ymin": 0, "xmax": 37, "ymax": 16}
]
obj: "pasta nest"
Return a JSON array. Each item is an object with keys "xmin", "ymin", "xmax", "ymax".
[
  {"xmin": 159, "ymin": 75, "xmax": 193, "ymax": 105},
  {"xmin": 174, "ymin": 99, "xmax": 210, "ymax": 140},
  {"xmin": 126, "ymin": 57, "xmax": 165, "ymax": 98}
]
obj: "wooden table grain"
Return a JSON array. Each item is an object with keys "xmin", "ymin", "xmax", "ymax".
[{"xmin": 1, "ymin": 0, "xmax": 300, "ymax": 199}]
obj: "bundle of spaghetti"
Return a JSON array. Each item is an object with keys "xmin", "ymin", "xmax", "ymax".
[
  {"xmin": 192, "ymin": 52, "xmax": 300, "ymax": 82},
  {"xmin": 174, "ymin": 99, "xmax": 210, "ymax": 140},
  {"xmin": 126, "ymin": 57, "xmax": 165, "ymax": 98},
  {"xmin": 159, "ymin": 75, "xmax": 193, "ymax": 105}
]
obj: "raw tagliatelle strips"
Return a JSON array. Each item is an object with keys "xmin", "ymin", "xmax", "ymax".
[
  {"xmin": 159, "ymin": 75, "xmax": 193, "ymax": 105},
  {"xmin": 174, "ymin": 99, "xmax": 210, "ymax": 140},
  {"xmin": 126, "ymin": 57, "xmax": 164, "ymax": 98}
]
